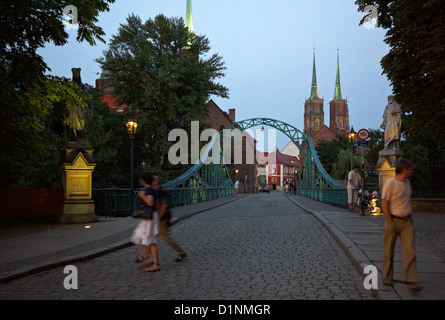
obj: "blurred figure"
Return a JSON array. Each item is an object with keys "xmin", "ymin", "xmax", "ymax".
[
  {"xmin": 152, "ymin": 175, "xmax": 187, "ymax": 262},
  {"xmin": 381, "ymin": 159, "xmax": 421, "ymax": 292},
  {"xmin": 234, "ymin": 179, "xmax": 240, "ymax": 197},
  {"xmin": 132, "ymin": 171, "xmax": 161, "ymax": 272}
]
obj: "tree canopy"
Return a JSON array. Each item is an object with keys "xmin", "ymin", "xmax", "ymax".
[
  {"xmin": 356, "ymin": 0, "xmax": 445, "ymax": 153},
  {"xmin": 0, "ymin": 0, "xmax": 115, "ymax": 187},
  {"xmin": 365, "ymin": 129, "xmax": 384, "ymax": 169},
  {"xmin": 96, "ymin": 14, "xmax": 229, "ymax": 182},
  {"xmin": 315, "ymin": 134, "xmax": 350, "ymax": 174}
]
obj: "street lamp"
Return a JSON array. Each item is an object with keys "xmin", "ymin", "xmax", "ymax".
[
  {"xmin": 348, "ymin": 126, "xmax": 357, "ymax": 171},
  {"xmin": 126, "ymin": 119, "xmax": 138, "ymax": 190}
]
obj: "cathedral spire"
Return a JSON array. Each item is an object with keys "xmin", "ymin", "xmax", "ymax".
[
  {"xmin": 310, "ymin": 48, "xmax": 319, "ymax": 99},
  {"xmin": 185, "ymin": 0, "xmax": 194, "ymax": 34},
  {"xmin": 334, "ymin": 49, "xmax": 343, "ymax": 100}
]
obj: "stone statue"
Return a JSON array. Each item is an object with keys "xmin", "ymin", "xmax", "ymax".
[
  {"xmin": 65, "ymin": 68, "xmax": 88, "ymax": 142},
  {"xmin": 380, "ymin": 95, "xmax": 402, "ymax": 150}
]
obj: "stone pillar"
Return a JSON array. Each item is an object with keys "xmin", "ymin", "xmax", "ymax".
[
  {"xmin": 376, "ymin": 148, "xmax": 404, "ymax": 194},
  {"xmin": 60, "ymin": 142, "xmax": 97, "ymax": 224}
]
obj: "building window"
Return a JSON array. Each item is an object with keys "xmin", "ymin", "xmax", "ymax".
[{"xmin": 272, "ymin": 167, "xmax": 277, "ymax": 174}]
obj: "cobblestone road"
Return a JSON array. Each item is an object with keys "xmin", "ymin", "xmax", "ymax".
[{"xmin": 0, "ymin": 192, "xmax": 374, "ymax": 300}]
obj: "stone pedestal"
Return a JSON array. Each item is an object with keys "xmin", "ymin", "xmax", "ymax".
[
  {"xmin": 60, "ymin": 142, "xmax": 97, "ymax": 224},
  {"xmin": 377, "ymin": 148, "xmax": 404, "ymax": 194}
]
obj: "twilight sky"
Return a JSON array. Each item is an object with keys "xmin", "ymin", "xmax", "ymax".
[{"xmin": 40, "ymin": 0, "xmax": 392, "ymax": 150}]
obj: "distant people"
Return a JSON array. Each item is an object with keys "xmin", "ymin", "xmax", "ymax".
[
  {"xmin": 289, "ymin": 182, "xmax": 294, "ymax": 195},
  {"xmin": 347, "ymin": 165, "xmax": 362, "ymax": 211},
  {"xmin": 234, "ymin": 179, "xmax": 240, "ymax": 197},
  {"xmin": 132, "ymin": 171, "xmax": 161, "ymax": 272},
  {"xmin": 152, "ymin": 175, "xmax": 187, "ymax": 263},
  {"xmin": 285, "ymin": 182, "xmax": 289, "ymax": 194},
  {"xmin": 381, "ymin": 159, "xmax": 421, "ymax": 292}
]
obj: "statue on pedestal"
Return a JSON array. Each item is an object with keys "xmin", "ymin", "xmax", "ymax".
[
  {"xmin": 64, "ymin": 68, "xmax": 89, "ymax": 143},
  {"xmin": 380, "ymin": 95, "xmax": 402, "ymax": 150},
  {"xmin": 60, "ymin": 68, "xmax": 97, "ymax": 224},
  {"xmin": 377, "ymin": 95, "xmax": 404, "ymax": 193}
]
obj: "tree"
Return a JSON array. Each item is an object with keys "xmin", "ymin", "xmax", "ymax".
[
  {"xmin": 315, "ymin": 134, "xmax": 350, "ymax": 174},
  {"xmin": 96, "ymin": 14, "xmax": 229, "ymax": 182},
  {"xmin": 0, "ymin": 0, "xmax": 115, "ymax": 185},
  {"xmin": 84, "ymin": 86, "xmax": 129, "ymax": 188},
  {"xmin": 0, "ymin": 76, "xmax": 89, "ymax": 188},
  {"xmin": 356, "ymin": 0, "xmax": 445, "ymax": 152},
  {"xmin": 365, "ymin": 129, "xmax": 384, "ymax": 169},
  {"xmin": 331, "ymin": 149, "xmax": 362, "ymax": 180}
]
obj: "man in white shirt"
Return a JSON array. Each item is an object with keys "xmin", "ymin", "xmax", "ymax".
[
  {"xmin": 347, "ymin": 165, "xmax": 362, "ymax": 211},
  {"xmin": 234, "ymin": 180, "xmax": 240, "ymax": 197},
  {"xmin": 381, "ymin": 158, "xmax": 421, "ymax": 292}
]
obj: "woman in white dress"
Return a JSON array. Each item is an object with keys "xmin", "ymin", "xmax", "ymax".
[{"xmin": 132, "ymin": 171, "xmax": 161, "ymax": 272}]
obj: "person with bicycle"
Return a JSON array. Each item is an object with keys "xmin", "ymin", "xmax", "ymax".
[{"xmin": 347, "ymin": 165, "xmax": 362, "ymax": 212}]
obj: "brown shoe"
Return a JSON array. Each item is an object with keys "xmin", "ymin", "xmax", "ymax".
[{"xmin": 410, "ymin": 285, "xmax": 423, "ymax": 292}]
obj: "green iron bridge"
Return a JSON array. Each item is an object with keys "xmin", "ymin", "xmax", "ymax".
[{"xmin": 93, "ymin": 118, "xmax": 348, "ymax": 217}]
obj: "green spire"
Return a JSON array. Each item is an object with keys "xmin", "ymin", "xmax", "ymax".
[
  {"xmin": 310, "ymin": 48, "xmax": 319, "ymax": 99},
  {"xmin": 334, "ymin": 49, "xmax": 343, "ymax": 100},
  {"xmin": 185, "ymin": 0, "xmax": 194, "ymax": 34}
]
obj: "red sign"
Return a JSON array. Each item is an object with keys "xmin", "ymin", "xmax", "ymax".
[{"xmin": 358, "ymin": 129, "xmax": 370, "ymax": 141}]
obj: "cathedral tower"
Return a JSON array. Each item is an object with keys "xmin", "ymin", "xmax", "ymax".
[
  {"xmin": 304, "ymin": 49, "xmax": 324, "ymax": 137},
  {"xmin": 329, "ymin": 50, "xmax": 349, "ymax": 134}
]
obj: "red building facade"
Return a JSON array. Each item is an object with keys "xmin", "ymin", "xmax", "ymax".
[{"xmin": 257, "ymin": 151, "xmax": 299, "ymax": 190}]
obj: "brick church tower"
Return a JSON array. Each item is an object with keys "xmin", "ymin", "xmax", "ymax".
[
  {"xmin": 304, "ymin": 50, "xmax": 324, "ymax": 137},
  {"xmin": 329, "ymin": 50, "xmax": 350, "ymax": 134}
]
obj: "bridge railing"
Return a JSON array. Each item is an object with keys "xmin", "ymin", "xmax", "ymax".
[
  {"xmin": 297, "ymin": 187, "xmax": 348, "ymax": 208},
  {"xmin": 93, "ymin": 188, "xmax": 133, "ymax": 218},
  {"xmin": 92, "ymin": 186, "xmax": 234, "ymax": 218}
]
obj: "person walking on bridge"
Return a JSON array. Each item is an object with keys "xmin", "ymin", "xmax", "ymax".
[
  {"xmin": 381, "ymin": 159, "xmax": 421, "ymax": 292},
  {"xmin": 152, "ymin": 174, "xmax": 187, "ymax": 263},
  {"xmin": 132, "ymin": 171, "xmax": 161, "ymax": 272},
  {"xmin": 234, "ymin": 179, "xmax": 240, "ymax": 197}
]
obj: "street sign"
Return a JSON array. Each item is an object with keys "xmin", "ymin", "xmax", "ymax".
[
  {"xmin": 357, "ymin": 140, "xmax": 369, "ymax": 147},
  {"xmin": 358, "ymin": 129, "xmax": 370, "ymax": 141}
]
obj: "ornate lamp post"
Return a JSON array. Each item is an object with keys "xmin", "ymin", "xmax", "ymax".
[
  {"xmin": 126, "ymin": 119, "xmax": 138, "ymax": 190},
  {"xmin": 348, "ymin": 126, "xmax": 357, "ymax": 171}
]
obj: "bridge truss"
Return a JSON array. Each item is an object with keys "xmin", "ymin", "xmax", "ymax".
[{"xmin": 162, "ymin": 118, "xmax": 348, "ymax": 208}]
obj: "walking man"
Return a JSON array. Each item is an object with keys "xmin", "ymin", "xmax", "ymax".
[
  {"xmin": 381, "ymin": 159, "xmax": 421, "ymax": 292},
  {"xmin": 234, "ymin": 179, "xmax": 240, "ymax": 197},
  {"xmin": 347, "ymin": 165, "xmax": 362, "ymax": 211},
  {"xmin": 152, "ymin": 175, "xmax": 187, "ymax": 262}
]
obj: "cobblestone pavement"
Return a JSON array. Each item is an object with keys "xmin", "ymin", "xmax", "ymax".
[{"xmin": 0, "ymin": 192, "xmax": 374, "ymax": 300}]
